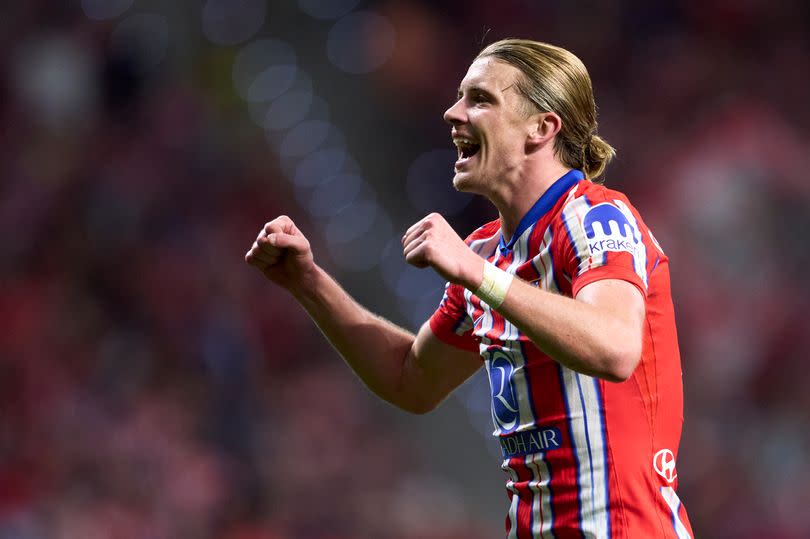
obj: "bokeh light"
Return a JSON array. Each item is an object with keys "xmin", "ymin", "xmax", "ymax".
[
  {"xmin": 297, "ymin": 0, "xmax": 361, "ymax": 20},
  {"xmin": 80, "ymin": 0, "xmax": 134, "ymax": 21},
  {"xmin": 246, "ymin": 65, "xmax": 298, "ymax": 103},
  {"xmin": 324, "ymin": 197, "xmax": 379, "ymax": 244},
  {"xmin": 12, "ymin": 36, "xmax": 96, "ymax": 130},
  {"xmin": 262, "ymin": 74, "xmax": 315, "ymax": 131},
  {"xmin": 327, "ymin": 213, "xmax": 393, "ymax": 272},
  {"xmin": 110, "ymin": 14, "xmax": 170, "ymax": 73},
  {"xmin": 305, "ymin": 173, "xmax": 365, "ymax": 218},
  {"xmin": 201, "ymin": 0, "xmax": 266, "ymax": 46},
  {"xmin": 277, "ymin": 119, "xmax": 345, "ymax": 161},
  {"xmin": 292, "ymin": 148, "xmax": 358, "ymax": 188},
  {"xmin": 232, "ymin": 39, "xmax": 297, "ymax": 101},
  {"xmin": 327, "ymin": 11, "xmax": 396, "ymax": 74},
  {"xmin": 406, "ymin": 148, "xmax": 473, "ymax": 216}
]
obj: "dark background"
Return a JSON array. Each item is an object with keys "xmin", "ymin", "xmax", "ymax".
[{"xmin": 2, "ymin": 1, "xmax": 809, "ymax": 537}]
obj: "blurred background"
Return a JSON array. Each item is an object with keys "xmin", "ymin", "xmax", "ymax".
[{"xmin": 1, "ymin": 1, "xmax": 809, "ymax": 538}]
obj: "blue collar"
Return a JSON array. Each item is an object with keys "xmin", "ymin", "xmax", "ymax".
[{"xmin": 498, "ymin": 169, "xmax": 584, "ymax": 255}]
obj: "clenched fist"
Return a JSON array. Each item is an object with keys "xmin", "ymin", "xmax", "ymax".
[
  {"xmin": 245, "ymin": 215, "xmax": 316, "ymax": 292},
  {"xmin": 402, "ymin": 213, "xmax": 484, "ymax": 289}
]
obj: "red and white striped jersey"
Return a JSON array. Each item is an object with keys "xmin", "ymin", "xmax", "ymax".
[{"xmin": 429, "ymin": 169, "xmax": 694, "ymax": 538}]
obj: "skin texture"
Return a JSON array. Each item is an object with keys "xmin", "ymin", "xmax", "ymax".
[{"xmin": 245, "ymin": 57, "xmax": 645, "ymax": 413}]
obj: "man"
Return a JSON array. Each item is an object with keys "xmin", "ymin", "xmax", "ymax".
[{"xmin": 246, "ymin": 39, "xmax": 693, "ymax": 538}]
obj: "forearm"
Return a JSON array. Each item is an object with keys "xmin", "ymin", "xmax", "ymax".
[
  {"xmin": 497, "ymin": 277, "xmax": 641, "ymax": 381},
  {"xmin": 455, "ymin": 259, "xmax": 642, "ymax": 381},
  {"xmin": 288, "ymin": 265, "xmax": 419, "ymax": 407}
]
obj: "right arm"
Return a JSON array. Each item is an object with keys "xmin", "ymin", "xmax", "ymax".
[{"xmin": 245, "ymin": 216, "xmax": 481, "ymax": 414}]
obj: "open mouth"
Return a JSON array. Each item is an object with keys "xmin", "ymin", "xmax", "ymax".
[{"xmin": 453, "ymin": 137, "xmax": 481, "ymax": 163}]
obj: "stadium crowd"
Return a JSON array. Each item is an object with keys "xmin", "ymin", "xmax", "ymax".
[{"xmin": 1, "ymin": 1, "xmax": 809, "ymax": 538}]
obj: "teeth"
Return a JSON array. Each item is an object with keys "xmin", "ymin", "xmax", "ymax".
[{"xmin": 453, "ymin": 136, "xmax": 480, "ymax": 162}]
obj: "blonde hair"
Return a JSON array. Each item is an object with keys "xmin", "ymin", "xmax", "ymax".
[{"xmin": 477, "ymin": 39, "xmax": 616, "ymax": 182}]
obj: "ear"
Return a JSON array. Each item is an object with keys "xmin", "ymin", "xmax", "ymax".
[{"xmin": 526, "ymin": 112, "xmax": 562, "ymax": 150}]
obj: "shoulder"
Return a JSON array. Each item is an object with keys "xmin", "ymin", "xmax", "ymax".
[
  {"xmin": 550, "ymin": 180, "xmax": 651, "ymax": 255},
  {"xmin": 462, "ymin": 219, "xmax": 501, "ymax": 246},
  {"xmin": 568, "ymin": 180, "xmax": 635, "ymax": 208},
  {"xmin": 555, "ymin": 180, "xmax": 643, "ymax": 223}
]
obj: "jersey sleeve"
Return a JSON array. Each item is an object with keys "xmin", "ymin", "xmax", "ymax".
[
  {"xmin": 428, "ymin": 282, "xmax": 479, "ymax": 353},
  {"xmin": 558, "ymin": 194, "xmax": 650, "ymax": 298}
]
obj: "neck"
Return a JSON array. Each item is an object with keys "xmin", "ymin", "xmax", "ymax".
[{"xmin": 491, "ymin": 158, "xmax": 571, "ymax": 240}]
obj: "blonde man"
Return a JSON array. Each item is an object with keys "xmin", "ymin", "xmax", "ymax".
[{"xmin": 247, "ymin": 39, "xmax": 693, "ymax": 538}]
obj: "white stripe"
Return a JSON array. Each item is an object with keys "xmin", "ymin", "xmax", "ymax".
[
  {"xmin": 613, "ymin": 199, "xmax": 648, "ymax": 289},
  {"xmin": 661, "ymin": 487, "xmax": 691, "ymax": 539},
  {"xmin": 468, "ymin": 230, "xmax": 500, "ymax": 257},
  {"xmin": 530, "ymin": 226, "xmax": 558, "ymax": 293},
  {"xmin": 560, "ymin": 367, "xmax": 609, "ymax": 537},
  {"xmin": 560, "ymin": 197, "xmax": 593, "ymax": 274},
  {"xmin": 453, "ymin": 311, "xmax": 473, "ymax": 336},
  {"xmin": 503, "ymin": 463, "xmax": 520, "ymax": 539},
  {"xmin": 526, "ymin": 453, "xmax": 555, "ymax": 539},
  {"xmin": 579, "ymin": 376, "xmax": 609, "ymax": 537}
]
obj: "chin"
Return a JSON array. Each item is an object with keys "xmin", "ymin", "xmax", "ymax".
[{"xmin": 452, "ymin": 172, "xmax": 478, "ymax": 193}]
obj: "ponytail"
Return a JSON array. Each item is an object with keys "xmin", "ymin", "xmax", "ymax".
[{"xmin": 581, "ymin": 134, "xmax": 616, "ymax": 183}]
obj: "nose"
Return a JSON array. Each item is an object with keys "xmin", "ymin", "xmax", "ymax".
[{"xmin": 443, "ymin": 98, "xmax": 465, "ymax": 125}]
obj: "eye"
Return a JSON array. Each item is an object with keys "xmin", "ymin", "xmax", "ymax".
[{"xmin": 471, "ymin": 92, "xmax": 490, "ymax": 105}]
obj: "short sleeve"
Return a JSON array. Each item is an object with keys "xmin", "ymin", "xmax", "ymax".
[
  {"xmin": 559, "ymin": 195, "xmax": 649, "ymax": 299},
  {"xmin": 428, "ymin": 282, "xmax": 479, "ymax": 353}
]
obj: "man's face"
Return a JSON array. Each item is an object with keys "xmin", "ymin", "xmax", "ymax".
[{"xmin": 444, "ymin": 57, "xmax": 535, "ymax": 193}]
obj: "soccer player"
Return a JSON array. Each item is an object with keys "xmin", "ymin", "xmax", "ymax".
[{"xmin": 246, "ymin": 39, "xmax": 693, "ymax": 538}]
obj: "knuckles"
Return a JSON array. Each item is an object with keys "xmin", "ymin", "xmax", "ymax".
[{"xmin": 264, "ymin": 215, "xmax": 293, "ymax": 233}]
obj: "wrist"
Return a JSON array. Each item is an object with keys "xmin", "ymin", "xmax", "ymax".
[
  {"xmin": 474, "ymin": 262, "xmax": 513, "ymax": 309},
  {"xmin": 288, "ymin": 264, "xmax": 323, "ymax": 302}
]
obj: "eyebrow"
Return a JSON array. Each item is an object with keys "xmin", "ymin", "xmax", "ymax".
[{"xmin": 457, "ymin": 84, "xmax": 495, "ymax": 99}]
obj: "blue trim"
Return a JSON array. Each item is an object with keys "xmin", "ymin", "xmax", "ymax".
[
  {"xmin": 499, "ymin": 169, "xmax": 584, "ymax": 255},
  {"xmin": 671, "ymin": 496, "xmax": 679, "ymax": 536},
  {"xmin": 650, "ymin": 255, "xmax": 661, "ymax": 276}
]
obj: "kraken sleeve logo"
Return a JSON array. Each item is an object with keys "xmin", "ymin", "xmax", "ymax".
[
  {"xmin": 485, "ymin": 349, "xmax": 520, "ymax": 432},
  {"xmin": 582, "ymin": 203, "xmax": 640, "ymax": 256}
]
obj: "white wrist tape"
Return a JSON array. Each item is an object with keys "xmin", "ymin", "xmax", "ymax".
[{"xmin": 474, "ymin": 262, "xmax": 513, "ymax": 309}]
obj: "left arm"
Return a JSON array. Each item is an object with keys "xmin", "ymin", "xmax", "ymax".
[{"xmin": 403, "ymin": 213, "xmax": 644, "ymax": 382}]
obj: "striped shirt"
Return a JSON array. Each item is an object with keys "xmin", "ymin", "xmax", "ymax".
[{"xmin": 429, "ymin": 170, "xmax": 694, "ymax": 538}]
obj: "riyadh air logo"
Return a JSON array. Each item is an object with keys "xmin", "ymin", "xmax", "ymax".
[
  {"xmin": 583, "ymin": 203, "xmax": 640, "ymax": 256},
  {"xmin": 653, "ymin": 449, "xmax": 678, "ymax": 483},
  {"xmin": 486, "ymin": 349, "xmax": 520, "ymax": 432}
]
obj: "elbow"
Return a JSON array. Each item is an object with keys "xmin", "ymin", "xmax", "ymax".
[
  {"xmin": 399, "ymin": 397, "xmax": 440, "ymax": 415},
  {"xmin": 382, "ymin": 391, "xmax": 440, "ymax": 415},
  {"xmin": 602, "ymin": 346, "xmax": 642, "ymax": 383},
  {"xmin": 403, "ymin": 404, "xmax": 435, "ymax": 415}
]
